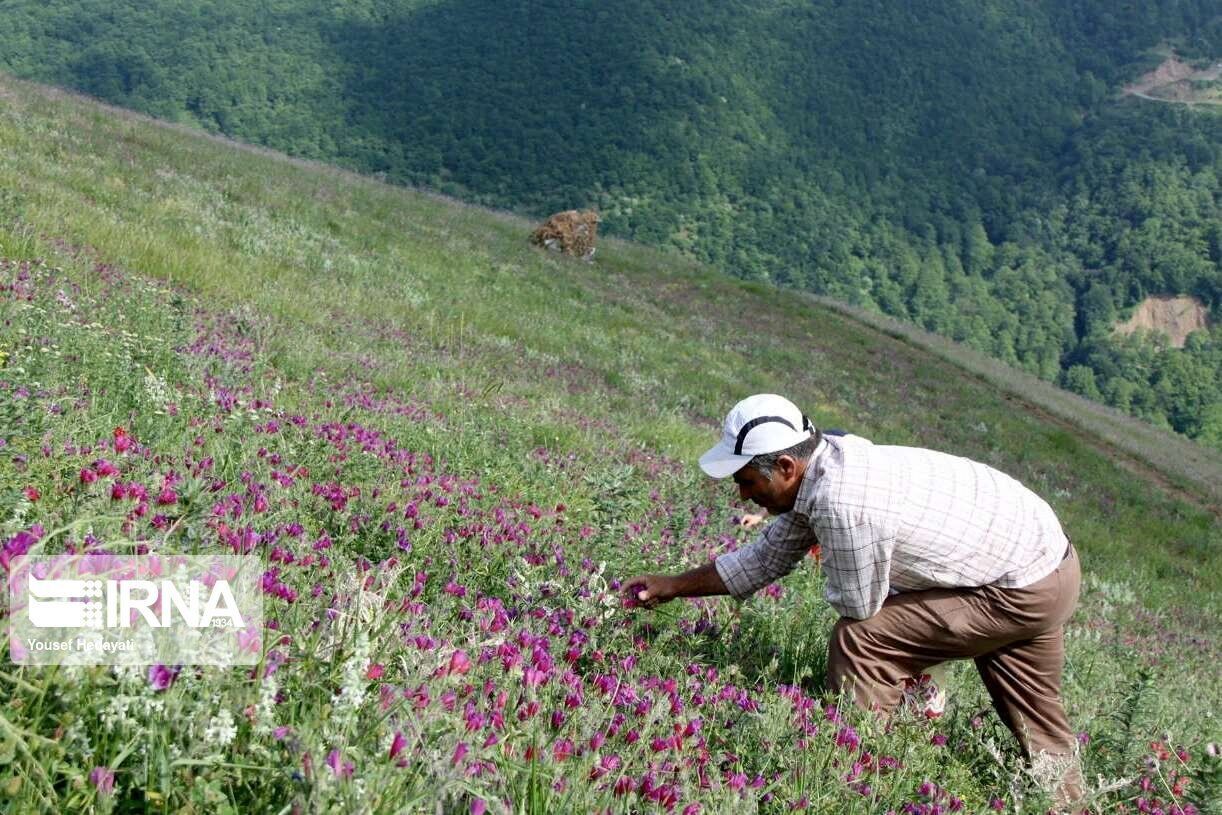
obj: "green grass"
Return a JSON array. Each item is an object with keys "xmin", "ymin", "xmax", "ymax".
[{"xmin": 1, "ymin": 74, "xmax": 1219, "ymax": 813}]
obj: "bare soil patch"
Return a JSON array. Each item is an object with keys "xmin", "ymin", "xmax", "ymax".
[
  {"xmin": 1114, "ymin": 295, "xmax": 1211, "ymax": 348},
  {"xmin": 1122, "ymin": 55, "xmax": 1222, "ymax": 104}
]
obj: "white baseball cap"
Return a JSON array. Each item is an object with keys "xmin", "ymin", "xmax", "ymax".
[{"xmin": 698, "ymin": 394, "xmax": 815, "ymax": 478}]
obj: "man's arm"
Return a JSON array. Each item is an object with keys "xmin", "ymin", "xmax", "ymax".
[{"xmin": 622, "ymin": 562, "xmax": 727, "ymax": 609}]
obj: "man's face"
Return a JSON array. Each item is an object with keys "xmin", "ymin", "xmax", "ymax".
[{"xmin": 732, "ymin": 458, "xmax": 802, "ymax": 514}]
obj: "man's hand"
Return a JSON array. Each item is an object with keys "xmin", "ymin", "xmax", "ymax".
[
  {"xmin": 739, "ymin": 512, "xmax": 767, "ymax": 529},
  {"xmin": 621, "ymin": 574, "xmax": 675, "ymax": 609},
  {"xmin": 620, "ymin": 563, "xmax": 728, "ymax": 609}
]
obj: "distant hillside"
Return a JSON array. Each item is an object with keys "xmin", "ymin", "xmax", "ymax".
[{"xmin": 0, "ymin": 1, "xmax": 1219, "ymax": 447}]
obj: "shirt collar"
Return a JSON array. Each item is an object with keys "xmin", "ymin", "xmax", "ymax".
[{"xmin": 794, "ymin": 436, "xmax": 831, "ymax": 508}]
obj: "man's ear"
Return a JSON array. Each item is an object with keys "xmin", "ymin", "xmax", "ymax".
[{"xmin": 776, "ymin": 455, "xmax": 800, "ymax": 479}]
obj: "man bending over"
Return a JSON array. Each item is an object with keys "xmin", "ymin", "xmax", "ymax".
[{"xmin": 624, "ymin": 394, "xmax": 1083, "ymax": 807}]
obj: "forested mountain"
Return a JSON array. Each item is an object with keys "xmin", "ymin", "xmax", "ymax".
[{"xmin": 2, "ymin": 0, "xmax": 1220, "ymax": 446}]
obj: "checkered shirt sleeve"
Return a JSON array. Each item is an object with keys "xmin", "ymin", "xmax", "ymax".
[
  {"xmin": 714, "ymin": 512, "xmax": 813, "ymax": 601},
  {"xmin": 714, "ymin": 511, "xmax": 896, "ymax": 619}
]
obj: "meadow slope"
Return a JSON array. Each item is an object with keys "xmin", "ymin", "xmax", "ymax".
[{"xmin": 1, "ymin": 75, "xmax": 1219, "ymax": 813}]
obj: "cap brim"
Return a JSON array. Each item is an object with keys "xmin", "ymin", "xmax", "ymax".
[{"xmin": 698, "ymin": 442, "xmax": 751, "ymax": 479}]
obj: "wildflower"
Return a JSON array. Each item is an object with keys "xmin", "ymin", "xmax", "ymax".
[
  {"xmin": 835, "ymin": 726, "xmax": 861, "ymax": 751},
  {"xmin": 80, "ymin": 468, "xmax": 98, "ymax": 484},
  {"xmin": 89, "ymin": 766, "xmax": 115, "ymax": 795},
  {"xmin": 471, "ymin": 800, "xmax": 487, "ymax": 815},
  {"xmin": 930, "ymin": 733, "xmax": 948, "ymax": 747},
  {"xmin": 452, "ymin": 742, "xmax": 469, "ymax": 766},
  {"xmin": 336, "ymin": 634, "xmax": 371, "ymax": 714},
  {"xmin": 590, "ymin": 753, "xmax": 621, "ymax": 779},
  {"xmin": 23, "ymin": 486, "xmax": 40, "ymax": 502},
  {"xmin": 447, "ymin": 650, "xmax": 472, "ymax": 676},
  {"xmin": 113, "ymin": 427, "xmax": 134, "ymax": 453},
  {"xmin": 366, "ymin": 663, "xmax": 385, "ymax": 680},
  {"xmin": 147, "ymin": 664, "xmax": 180, "ymax": 692},
  {"xmin": 237, "ymin": 628, "xmax": 262, "ymax": 655},
  {"xmin": 385, "ymin": 730, "xmax": 410, "ymax": 764},
  {"xmin": 203, "ymin": 707, "xmax": 238, "ymax": 747},
  {"xmin": 95, "ymin": 459, "xmax": 119, "ymax": 477},
  {"xmin": 2, "ymin": 526, "xmax": 43, "ymax": 571},
  {"xmin": 326, "ymin": 748, "xmax": 354, "ymax": 779},
  {"xmin": 552, "ymin": 738, "xmax": 574, "ymax": 761}
]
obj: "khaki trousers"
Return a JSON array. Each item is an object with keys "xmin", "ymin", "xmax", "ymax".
[{"xmin": 827, "ymin": 545, "xmax": 1082, "ymax": 802}]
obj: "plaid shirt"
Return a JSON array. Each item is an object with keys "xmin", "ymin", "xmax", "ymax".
[{"xmin": 714, "ymin": 434, "xmax": 1069, "ymax": 619}]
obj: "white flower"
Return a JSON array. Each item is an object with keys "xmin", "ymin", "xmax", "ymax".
[
  {"xmin": 143, "ymin": 368, "xmax": 173, "ymax": 412},
  {"xmin": 203, "ymin": 707, "xmax": 238, "ymax": 747},
  {"xmin": 101, "ymin": 695, "xmax": 136, "ymax": 732},
  {"xmin": 335, "ymin": 632, "xmax": 371, "ymax": 717},
  {"xmin": 253, "ymin": 675, "xmax": 279, "ymax": 736}
]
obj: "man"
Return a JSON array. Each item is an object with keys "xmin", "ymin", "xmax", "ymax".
[{"xmin": 624, "ymin": 394, "xmax": 1083, "ymax": 806}]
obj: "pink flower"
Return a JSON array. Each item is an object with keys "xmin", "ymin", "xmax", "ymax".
[
  {"xmin": 552, "ymin": 738, "xmax": 574, "ymax": 761},
  {"xmin": 470, "ymin": 800, "xmax": 487, "ymax": 815},
  {"xmin": 155, "ymin": 487, "xmax": 178, "ymax": 506},
  {"xmin": 80, "ymin": 468, "xmax": 98, "ymax": 484},
  {"xmin": 147, "ymin": 664, "xmax": 180, "ymax": 691},
  {"xmin": 835, "ymin": 726, "xmax": 860, "ymax": 751},
  {"xmin": 113, "ymin": 427, "xmax": 134, "ymax": 453},
  {"xmin": 326, "ymin": 748, "xmax": 354, "ymax": 779},
  {"xmin": 452, "ymin": 742, "xmax": 469, "ymax": 766},
  {"xmin": 237, "ymin": 628, "xmax": 261, "ymax": 655},
  {"xmin": 448, "ymin": 649, "xmax": 472, "ymax": 676},
  {"xmin": 23, "ymin": 486, "xmax": 40, "ymax": 502},
  {"xmin": 89, "ymin": 766, "xmax": 115, "ymax": 795},
  {"xmin": 366, "ymin": 663, "xmax": 385, "ymax": 680},
  {"xmin": 389, "ymin": 731, "xmax": 408, "ymax": 761},
  {"xmin": 95, "ymin": 459, "xmax": 119, "ymax": 477}
]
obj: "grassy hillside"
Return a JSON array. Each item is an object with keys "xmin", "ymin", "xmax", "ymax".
[
  {"xmin": 1, "ymin": 1, "xmax": 1220, "ymax": 448},
  {"xmin": 1, "ymin": 76, "xmax": 1219, "ymax": 813}
]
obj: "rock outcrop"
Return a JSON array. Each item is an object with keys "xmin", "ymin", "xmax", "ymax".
[{"xmin": 530, "ymin": 210, "xmax": 600, "ymax": 260}]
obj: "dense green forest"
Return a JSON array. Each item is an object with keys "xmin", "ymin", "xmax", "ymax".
[{"xmin": 1, "ymin": 0, "xmax": 1220, "ymax": 447}]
